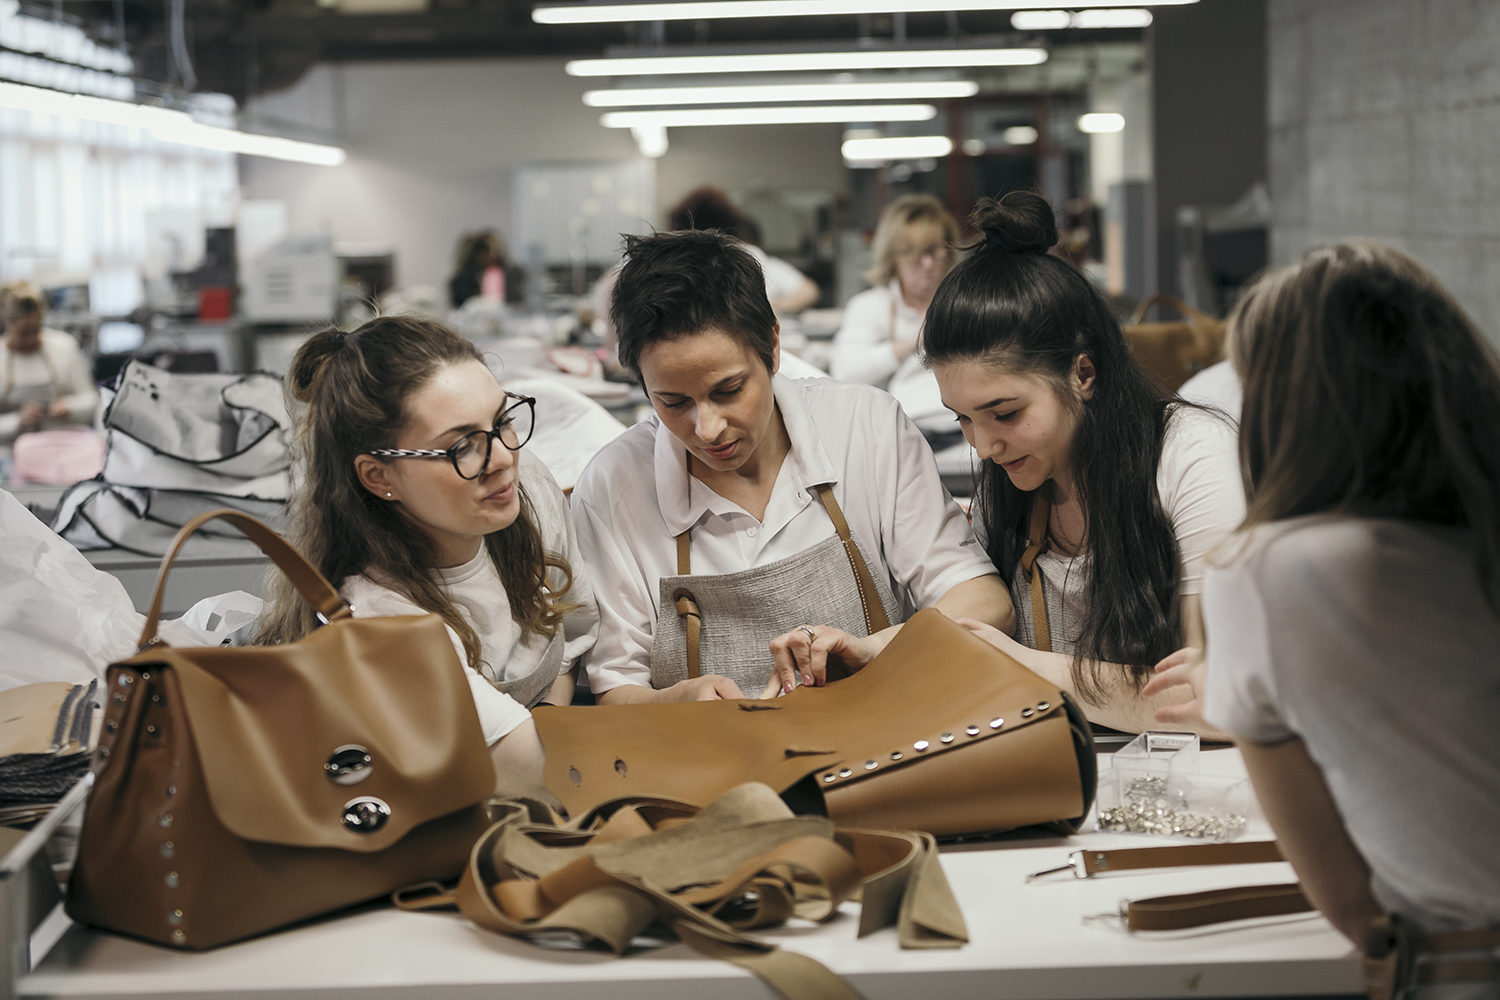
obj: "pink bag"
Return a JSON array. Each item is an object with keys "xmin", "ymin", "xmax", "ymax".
[{"xmin": 13, "ymin": 428, "xmax": 107, "ymax": 485}]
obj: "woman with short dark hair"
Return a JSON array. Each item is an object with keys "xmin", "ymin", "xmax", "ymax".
[{"xmin": 573, "ymin": 229, "xmax": 1009, "ymax": 704}]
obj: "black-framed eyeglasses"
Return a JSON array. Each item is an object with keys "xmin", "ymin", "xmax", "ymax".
[{"xmin": 367, "ymin": 392, "xmax": 536, "ymax": 480}]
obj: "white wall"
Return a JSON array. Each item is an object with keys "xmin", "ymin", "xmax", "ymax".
[{"xmin": 242, "ymin": 57, "xmax": 847, "ymax": 290}]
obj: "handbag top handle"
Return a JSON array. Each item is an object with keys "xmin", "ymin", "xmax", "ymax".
[
  {"xmin": 1127, "ymin": 294, "xmax": 1217, "ymax": 326},
  {"xmin": 136, "ymin": 508, "xmax": 351, "ymax": 650}
]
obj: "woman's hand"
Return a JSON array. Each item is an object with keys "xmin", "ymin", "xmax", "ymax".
[
  {"xmin": 1141, "ymin": 647, "xmax": 1232, "ymax": 739},
  {"xmin": 762, "ymin": 625, "xmax": 887, "ymax": 697},
  {"xmin": 668, "ymin": 674, "xmax": 746, "ymax": 702}
]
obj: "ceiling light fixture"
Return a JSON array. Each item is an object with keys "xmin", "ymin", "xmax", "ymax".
[
  {"xmin": 1002, "ymin": 124, "xmax": 1039, "ymax": 144},
  {"xmin": 1012, "ymin": 8, "xmax": 1154, "ymax": 29},
  {"xmin": 567, "ymin": 46, "xmax": 1046, "ymax": 77},
  {"xmin": 841, "ymin": 134, "xmax": 953, "ymax": 162},
  {"xmin": 536, "ymin": 0, "xmax": 1195, "ymax": 25},
  {"xmin": 601, "ymin": 103, "xmax": 937, "ymax": 128},
  {"xmin": 584, "ymin": 79, "xmax": 978, "ymax": 107},
  {"xmin": 1077, "ymin": 111, "xmax": 1125, "ymax": 133},
  {"xmin": 0, "ymin": 80, "xmax": 346, "ymax": 165}
]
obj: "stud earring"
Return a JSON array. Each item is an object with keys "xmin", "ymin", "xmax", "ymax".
[{"xmin": 385, "ymin": 492, "xmax": 393, "ymax": 499}]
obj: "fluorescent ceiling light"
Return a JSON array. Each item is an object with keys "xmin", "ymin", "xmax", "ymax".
[
  {"xmin": 0, "ymin": 80, "xmax": 189, "ymax": 130},
  {"xmin": 0, "ymin": 80, "xmax": 345, "ymax": 165},
  {"xmin": 567, "ymin": 47, "xmax": 1046, "ymax": 77},
  {"xmin": 584, "ymin": 79, "xmax": 977, "ymax": 107},
  {"xmin": 1013, "ymin": 8, "xmax": 1153, "ymax": 29},
  {"xmin": 1077, "ymin": 111, "xmax": 1125, "ymax": 133},
  {"xmin": 841, "ymin": 134, "xmax": 953, "ymax": 162},
  {"xmin": 537, "ymin": 1, "xmax": 1195, "ymax": 25},
  {"xmin": 151, "ymin": 121, "xmax": 347, "ymax": 166},
  {"xmin": 1002, "ymin": 124, "xmax": 1039, "ymax": 144},
  {"xmin": 602, "ymin": 103, "xmax": 936, "ymax": 127}
]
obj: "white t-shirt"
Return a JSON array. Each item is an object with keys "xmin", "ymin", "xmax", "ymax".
[
  {"xmin": 571, "ymin": 374, "xmax": 996, "ymax": 694},
  {"xmin": 991, "ymin": 405, "xmax": 1244, "ymax": 653},
  {"xmin": 746, "ymin": 245, "xmax": 813, "ymax": 310},
  {"xmin": 1177, "ymin": 359, "xmax": 1242, "ymax": 420},
  {"xmin": 830, "ymin": 281, "xmax": 924, "ymax": 387},
  {"xmin": 339, "ymin": 453, "xmax": 599, "ymax": 745},
  {"xmin": 1204, "ymin": 516, "xmax": 1500, "ymax": 935},
  {"xmin": 0, "ymin": 329, "xmax": 99, "ymax": 442}
]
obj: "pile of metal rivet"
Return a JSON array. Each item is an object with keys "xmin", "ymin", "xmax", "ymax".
[{"xmin": 1097, "ymin": 775, "xmax": 1247, "ymax": 841}]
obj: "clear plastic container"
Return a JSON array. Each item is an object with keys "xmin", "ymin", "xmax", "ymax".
[{"xmin": 1097, "ymin": 731, "xmax": 1251, "ymax": 841}]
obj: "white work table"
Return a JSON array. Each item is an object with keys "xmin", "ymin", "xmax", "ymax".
[{"xmin": 19, "ymin": 751, "xmax": 1366, "ymax": 1000}]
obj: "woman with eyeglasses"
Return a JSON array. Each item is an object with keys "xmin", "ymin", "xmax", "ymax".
[
  {"xmin": 257, "ymin": 315, "xmax": 598, "ymax": 800},
  {"xmin": 830, "ymin": 194, "xmax": 959, "ymax": 391}
]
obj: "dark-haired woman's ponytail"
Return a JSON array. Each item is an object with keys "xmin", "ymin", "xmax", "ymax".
[
  {"xmin": 287, "ymin": 326, "xmax": 349, "ymax": 403},
  {"xmin": 970, "ymin": 190, "xmax": 1058, "ymax": 256}
]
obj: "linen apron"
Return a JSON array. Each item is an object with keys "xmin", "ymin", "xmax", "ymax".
[
  {"xmin": 490, "ymin": 629, "xmax": 564, "ymax": 709},
  {"xmin": 0, "ymin": 352, "xmax": 60, "ymax": 422},
  {"xmin": 650, "ymin": 484, "xmax": 902, "ymax": 693}
]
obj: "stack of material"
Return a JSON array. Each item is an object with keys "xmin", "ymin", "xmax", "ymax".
[
  {"xmin": 51, "ymin": 360, "xmax": 290, "ymax": 556},
  {"xmin": 0, "ymin": 681, "xmax": 96, "ymax": 827}
]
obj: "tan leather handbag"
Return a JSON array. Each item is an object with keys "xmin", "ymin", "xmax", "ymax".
[
  {"xmin": 536, "ymin": 608, "xmax": 1097, "ymax": 839},
  {"xmin": 1123, "ymin": 294, "xmax": 1227, "ymax": 390},
  {"xmin": 66, "ymin": 510, "xmax": 496, "ymax": 949}
]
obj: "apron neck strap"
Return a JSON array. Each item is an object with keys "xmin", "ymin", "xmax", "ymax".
[
  {"xmin": 809, "ymin": 483, "xmax": 889, "ymax": 634},
  {"xmin": 1019, "ymin": 491, "xmax": 1052, "ymax": 653}
]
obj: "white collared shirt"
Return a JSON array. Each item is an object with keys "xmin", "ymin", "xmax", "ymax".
[{"xmin": 570, "ymin": 374, "xmax": 996, "ymax": 694}]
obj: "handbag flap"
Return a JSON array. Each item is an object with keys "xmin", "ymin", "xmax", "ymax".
[{"xmin": 119, "ymin": 613, "xmax": 494, "ymax": 853}]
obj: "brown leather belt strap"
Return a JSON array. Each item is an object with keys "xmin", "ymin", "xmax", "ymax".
[
  {"xmin": 1019, "ymin": 491, "xmax": 1051, "ymax": 652},
  {"xmin": 1123, "ymin": 882, "xmax": 1311, "ymax": 932},
  {"xmin": 1077, "ymin": 840, "xmax": 1283, "ymax": 876},
  {"xmin": 809, "ymin": 483, "xmax": 889, "ymax": 634}
]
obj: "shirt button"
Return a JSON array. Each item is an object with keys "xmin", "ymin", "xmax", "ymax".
[{"xmin": 746, "ymin": 526, "xmax": 759, "ymax": 537}]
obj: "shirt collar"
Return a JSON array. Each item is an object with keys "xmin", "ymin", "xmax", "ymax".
[{"xmin": 652, "ymin": 373, "xmax": 839, "ymax": 535}]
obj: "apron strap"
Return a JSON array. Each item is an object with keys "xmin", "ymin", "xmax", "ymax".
[
  {"xmin": 1019, "ymin": 490, "xmax": 1051, "ymax": 653},
  {"xmin": 809, "ymin": 483, "xmax": 890, "ymax": 634},
  {"xmin": 672, "ymin": 531, "xmax": 702, "ymax": 680}
]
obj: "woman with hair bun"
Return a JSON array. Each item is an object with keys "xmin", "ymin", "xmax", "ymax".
[
  {"xmin": 923, "ymin": 190, "xmax": 1242, "ymax": 734},
  {"xmin": 1146, "ymin": 242, "xmax": 1500, "ymax": 972},
  {"xmin": 257, "ymin": 315, "xmax": 598, "ymax": 800}
]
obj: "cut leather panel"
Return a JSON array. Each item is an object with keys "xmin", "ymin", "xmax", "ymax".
[{"xmin": 537, "ymin": 609, "xmax": 1095, "ymax": 838}]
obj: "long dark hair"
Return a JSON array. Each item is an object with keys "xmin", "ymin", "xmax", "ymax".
[
  {"xmin": 923, "ymin": 190, "xmax": 1181, "ymax": 700},
  {"xmin": 256, "ymin": 315, "xmax": 574, "ymax": 675},
  {"xmin": 1231, "ymin": 240, "xmax": 1500, "ymax": 607}
]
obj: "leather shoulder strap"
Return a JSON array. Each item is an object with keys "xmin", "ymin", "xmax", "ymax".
[
  {"xmin": 1019, "ymin": 491, "xmax": 1051, "ymax": 652},
  {"xmin": 810, "ymin": 484, "xmax": 890, "ymax": 634}
]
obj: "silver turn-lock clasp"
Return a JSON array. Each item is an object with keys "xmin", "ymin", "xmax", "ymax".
[
  {"xmin": 325, "ymin": 745, "xmax": 373, "ymax": 786},
  {"xmin": 341, "ymin": 796, "xmax": 390, "ymax": 833}
]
